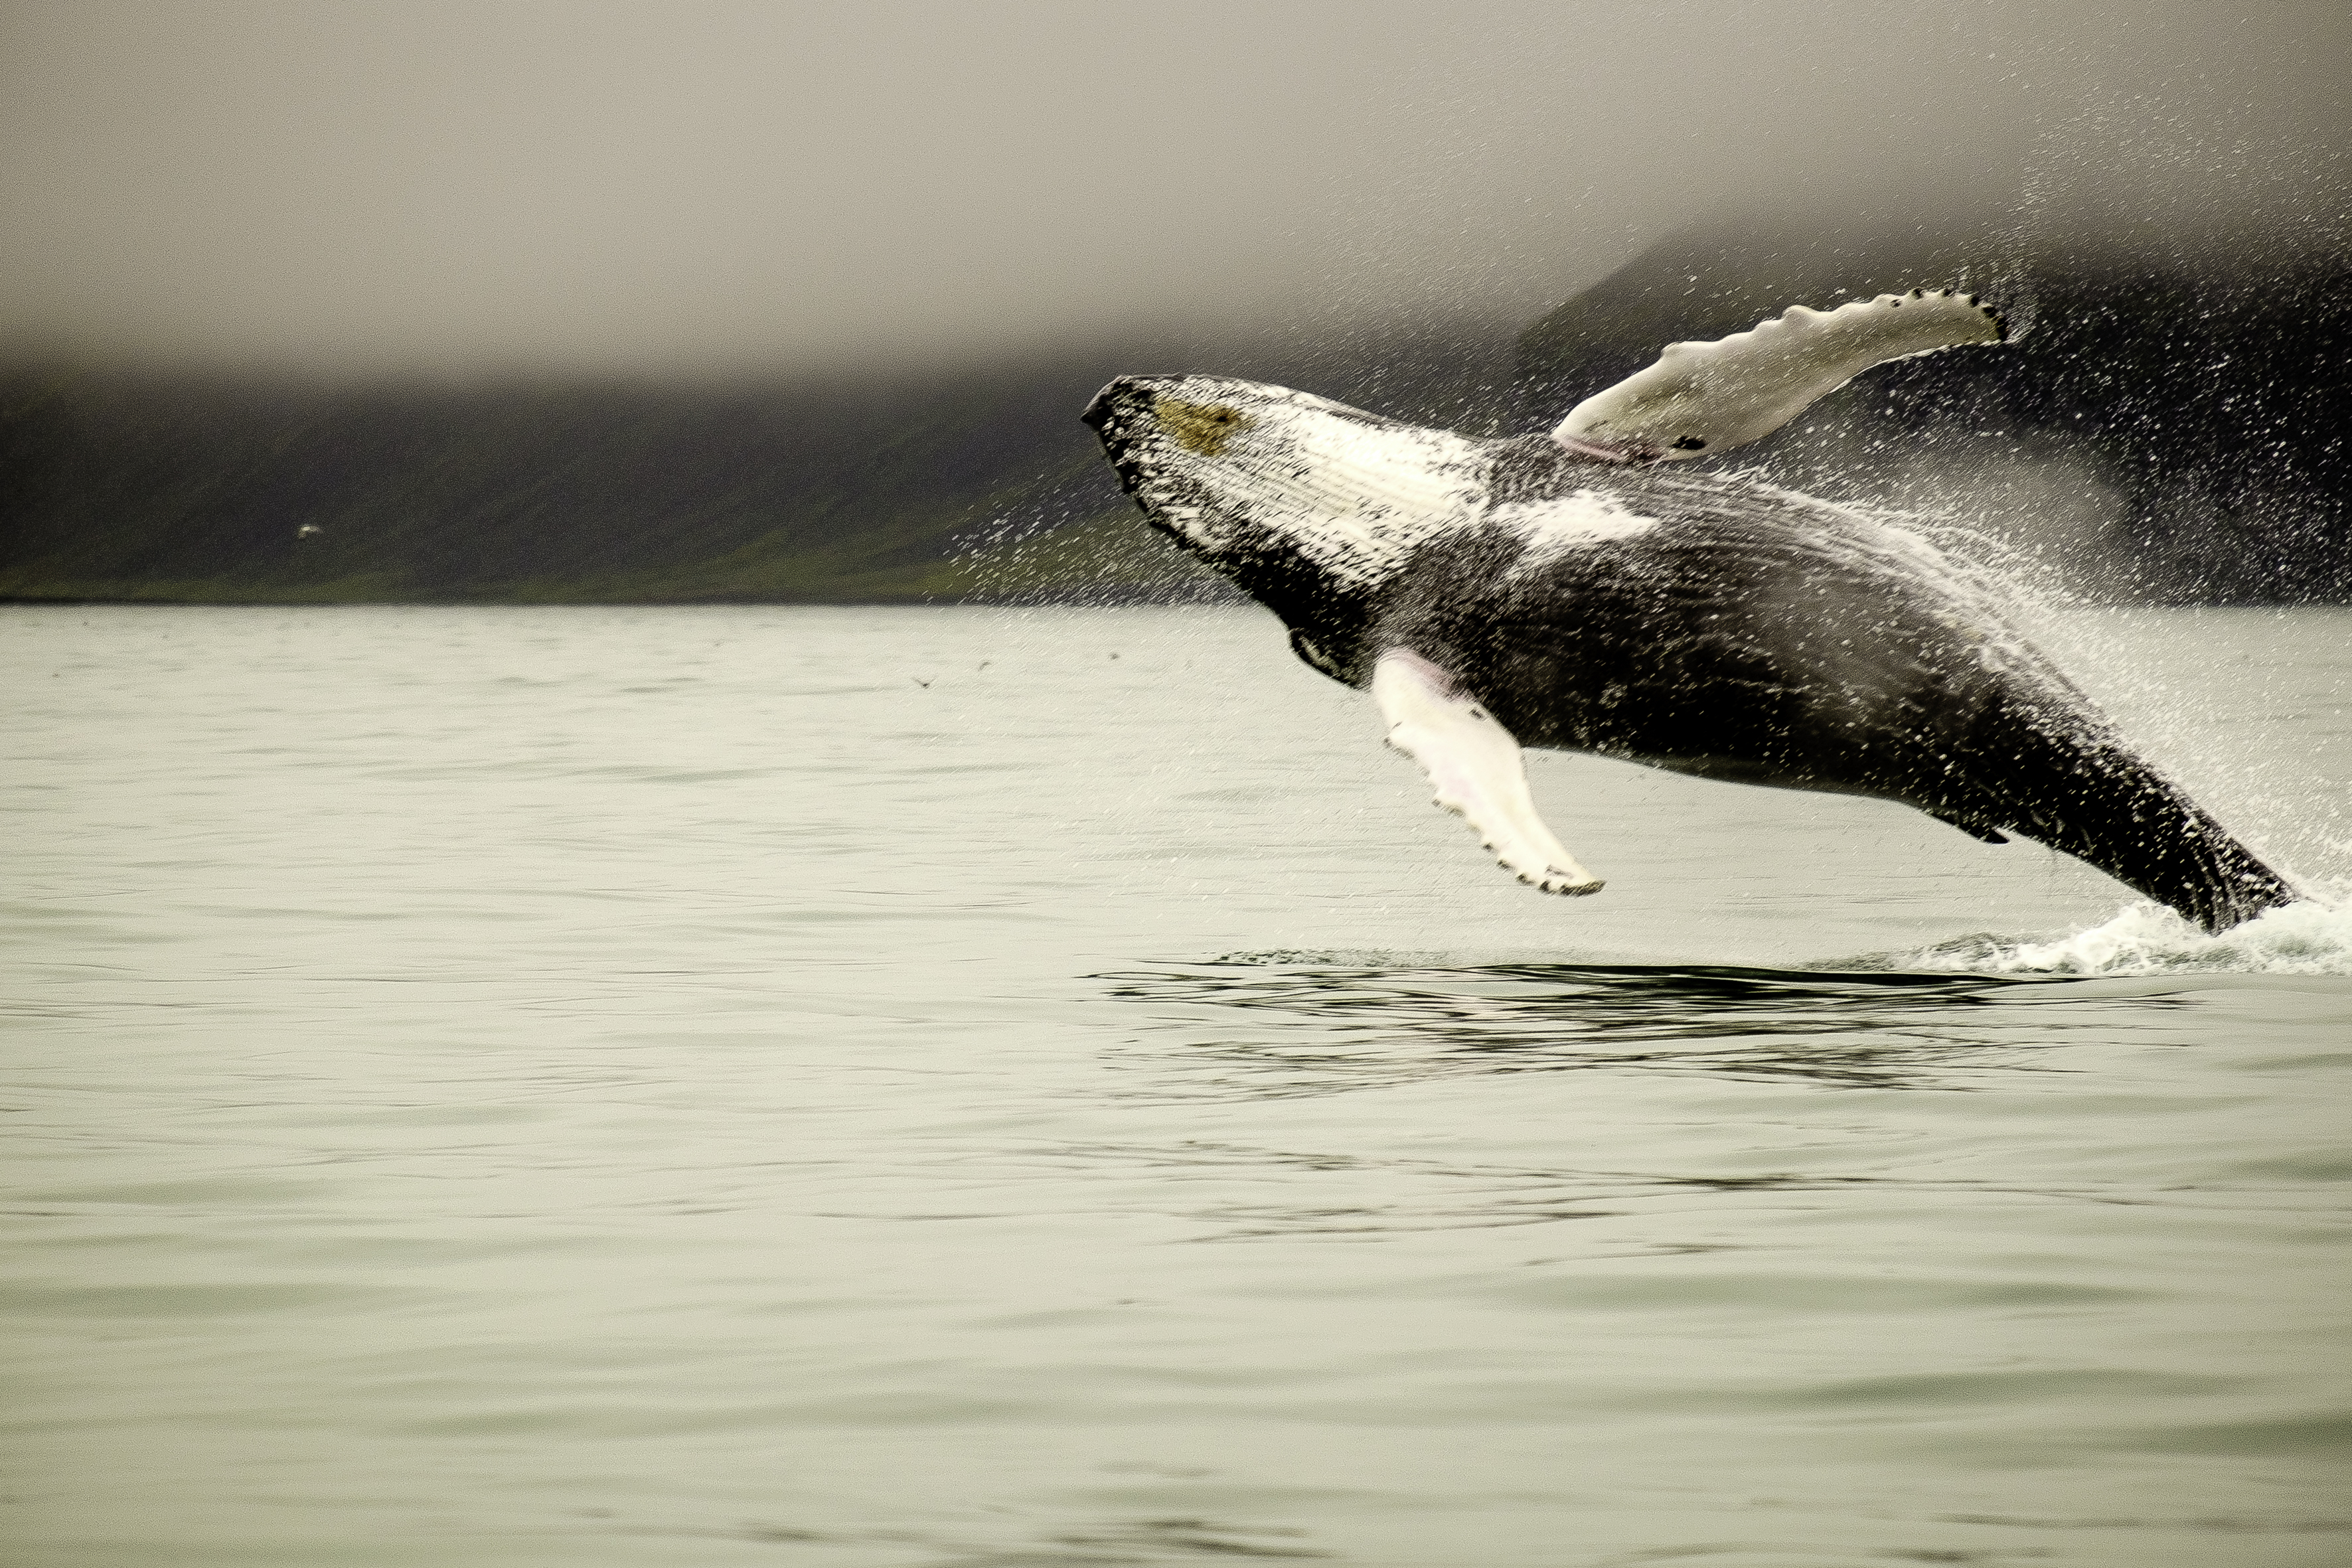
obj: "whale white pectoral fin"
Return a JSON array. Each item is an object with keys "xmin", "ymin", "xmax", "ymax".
[
  {"xmin": 1553, "ymin": 287, "xmax": 2007, "ymax": 461},
  {"xmin": 1370, "ymin": 649, "xmax": 1603, "ymax": 897}
]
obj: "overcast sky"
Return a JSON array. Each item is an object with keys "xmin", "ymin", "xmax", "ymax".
[{"xmin": 1, "ymin": 0, "xmax": 2343, "ymax": 376}]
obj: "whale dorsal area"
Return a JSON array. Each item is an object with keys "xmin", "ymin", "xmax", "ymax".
[
  {"xmin": 1553, "ymin": 289, "xmax": 2005, "ymax": 461},
  {"xmin": 1372, "ymin": 649, "xmax": 1603, "ymax": 897}
]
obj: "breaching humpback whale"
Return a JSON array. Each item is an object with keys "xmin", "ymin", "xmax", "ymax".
[{"xmin": 1082, "ymin": 289, "xmax": 2296, "ymax": 932}]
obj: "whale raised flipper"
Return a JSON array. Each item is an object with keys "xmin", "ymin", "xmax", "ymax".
[
  {"xmin": 1555, "ymin": 289, "xmax": 2005, "ymax": 461},
  {"xmin": 1372, "ymin": 648, "xmax": 1603, "ymax": 896}
]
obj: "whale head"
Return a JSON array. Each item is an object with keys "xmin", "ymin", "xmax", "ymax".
[{"xmin": 1082, "ymin": 374, "xmax": 1491, "ymax": 599}]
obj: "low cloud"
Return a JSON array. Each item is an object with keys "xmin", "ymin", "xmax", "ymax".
[{"xmin": 1, "ymin": 0, "xmax": 2343, "ymax": 376}]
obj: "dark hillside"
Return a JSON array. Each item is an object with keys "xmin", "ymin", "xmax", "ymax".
[
  {"xmin": 0, "ymin": 368, "xmax": 1103, "ymax": 603},
  {"xmin": 0, "ymin": 319, "xmax": 1522, "ymax": 605},
  {"xmin": 4, "ymin": 232, "xmax": 2345, "ymax": 605},
  {"xmin": 1518, "ymin": 225, "xmax": 2351, "ymax": 603}
]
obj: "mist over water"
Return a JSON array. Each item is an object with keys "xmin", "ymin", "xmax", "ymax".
[{"xmin": 7, "ymin": 601, "xmax": 2348, "ymax": 1566}]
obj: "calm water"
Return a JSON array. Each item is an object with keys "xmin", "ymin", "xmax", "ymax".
[{"xmin": 6, "ymin": 603, "xmax": 2351, "ymax": 1568}]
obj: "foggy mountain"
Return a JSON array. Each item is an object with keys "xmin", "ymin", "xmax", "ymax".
[
  {"xmin": 7, "ymin": 3, "xmax": 2343, "ymax": 607},
  {"xmin": 0, "ymin": 321, "xmax": 1526, "ymax": 606},
  {"xmin": 6, "ymin": 218, "xmax": 2345, "ymax": 607}
]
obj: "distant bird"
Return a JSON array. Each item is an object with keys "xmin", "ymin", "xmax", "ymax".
[
  {"xmin": 295, "ymin": 524, "xmax": 322, "ymax": 538},
  {"xmin": 1083, "ymin": 289, "xmax": 2295, "ymax": 931}
]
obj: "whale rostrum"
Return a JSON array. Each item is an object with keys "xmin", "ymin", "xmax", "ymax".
[{"xmin": 1081, "ymin": 291, "xmax": 2296, "ymax": 933}]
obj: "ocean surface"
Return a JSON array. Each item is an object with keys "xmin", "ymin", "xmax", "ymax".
[{"xmin": 6, "ymin": 601, "xmax": 2349, "ymax": 1568}]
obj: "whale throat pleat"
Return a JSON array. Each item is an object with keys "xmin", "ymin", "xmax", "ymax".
[{"xmin": 1231, "ymin": 420, "xmax": 1486, "ymax": 586}]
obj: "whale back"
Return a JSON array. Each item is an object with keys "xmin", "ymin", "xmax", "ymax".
[{"xmin": 1371, "ymin": 462, "xmax": 2292, "ymax": 931}]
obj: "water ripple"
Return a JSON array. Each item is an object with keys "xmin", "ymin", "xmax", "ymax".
[{"xmin": 1098, "ymin": 957, "xmax": 2084, "ymax": 1097}]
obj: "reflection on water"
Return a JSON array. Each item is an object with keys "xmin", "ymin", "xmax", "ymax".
[
  {"xmin": 617, "ymin": 1513, "xmax": 1333, "ymax": 1565},
  {"xmin": 933, "ymin": 1517, "xmax": 1332, "ymax": 1566},
  {"xmin": 1099, "ymin": 956, "xmax": 2122, "ymax": 1097},
  {"xmin": 1034, "ymin": 1135, "xmax": 1962, "ymax": 1243}
]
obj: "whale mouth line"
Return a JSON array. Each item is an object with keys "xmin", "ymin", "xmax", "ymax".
[{"xmin": 1080, "ymin": 388, "xmax": 1115, "ymax": 430}]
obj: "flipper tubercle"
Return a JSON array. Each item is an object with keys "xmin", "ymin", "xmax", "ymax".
[
  {"xmin": 1372, "ymin": 648, "xmax": 1603, "ymax": 896},
  {"xmin": 1553, "ymin": 287, "xmax": 2007, "ymax": 463}
]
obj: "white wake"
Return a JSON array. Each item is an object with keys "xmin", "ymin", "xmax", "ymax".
[{"xmin": 1905, "ymin": 888, "xmax": 2352, "ymax": 978}]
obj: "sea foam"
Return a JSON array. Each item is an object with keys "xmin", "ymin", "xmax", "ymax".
[{"xmin": 1907, "ymin": 888, "xmax": 2352, "ymax": 977}]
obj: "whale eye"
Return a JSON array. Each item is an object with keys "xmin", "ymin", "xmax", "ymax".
[
  {"xmin": 1153, "ymin": 397, "xmax": 1256, "ymax": 457},
  {"xmin": 1672, "ymin": 435, "xmax": 1707, "ymax": 451}
]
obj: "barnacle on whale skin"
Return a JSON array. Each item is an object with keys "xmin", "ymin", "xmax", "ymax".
[{"xmin": 1153, "ymin": 397, "xmax": 1255, "ymax": 457}]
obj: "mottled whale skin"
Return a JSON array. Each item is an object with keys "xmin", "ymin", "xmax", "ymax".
[{"xmin": 1082, "ymin": 372, "xmax": 2295, "ymax": 933}]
